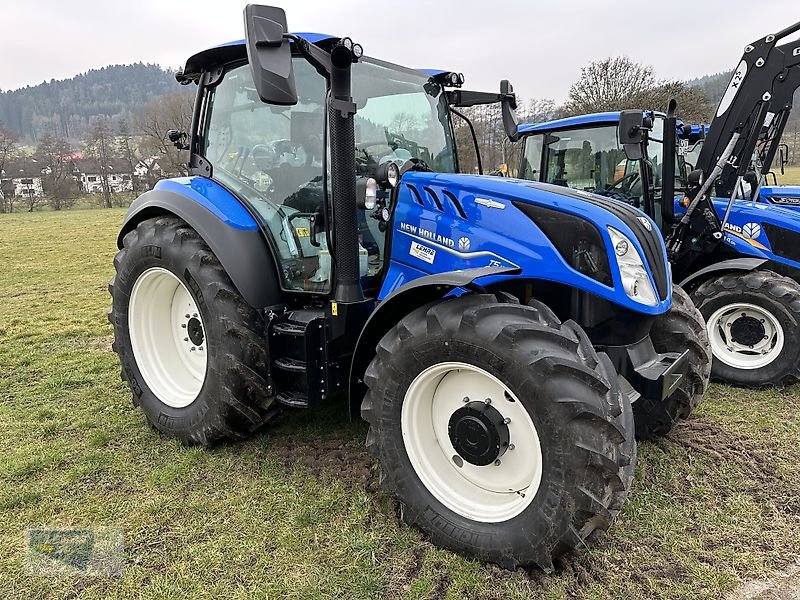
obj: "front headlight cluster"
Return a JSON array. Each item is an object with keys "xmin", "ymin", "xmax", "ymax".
[{"xmin": 607, "ymin": 227, "xmax": 658, "ymax": 306}]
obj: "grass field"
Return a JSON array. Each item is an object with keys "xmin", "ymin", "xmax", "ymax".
[
  {"xmin": 1, "ymin": 209, "xmax": 799, "ymax": 599},
  {"xmin": 776, "ymin": 165, "xmax": 800, "ymax": 185}
]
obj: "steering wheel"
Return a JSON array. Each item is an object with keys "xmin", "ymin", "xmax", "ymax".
[{"xmin": 607, "ymin": 171, "xmax": 639, "ymax": 192}]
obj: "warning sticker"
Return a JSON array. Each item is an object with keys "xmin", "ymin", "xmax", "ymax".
[{"xmin": 410, "ymin": 241, "xmax": 436, "ymax": 264}]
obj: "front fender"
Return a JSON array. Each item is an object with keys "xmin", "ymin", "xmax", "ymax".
[
  {"xmin": 120, "ymin": 178, "xmax": 282, "ymax": 308},
  {"xmin": 348, "ymin": 265, "xmax": 520, "ymax": 417},
  {"xmin": 678, "ymin": 257, "xmax": 767, "ymax": 290}
]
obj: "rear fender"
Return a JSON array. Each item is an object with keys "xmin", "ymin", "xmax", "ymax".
[{"xmin": 120, "ymin": 178, "xmax": 282, "ymax": 308}]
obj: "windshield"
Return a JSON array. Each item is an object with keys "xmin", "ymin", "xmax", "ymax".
[{"xmin": 201, "ymin": 56, "xmax": 455, "ymax": 294}]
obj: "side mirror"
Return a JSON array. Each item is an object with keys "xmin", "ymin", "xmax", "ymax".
[
  {"xmin": 744, "ymin": 169, "xmax": 759, "ymax": 200},
  {"xmin": 500, "ymin": 80, "xmax": 519, "ymax": 142},
  {"xmin": 244, "ymin": 4, "xmax": 297, "ymax": 105},
  {"xmin": 618, "ymin": 110, "xmax": 645, "ymax": 161},
  {"xmin": 167, "ymin": 129, "xmax": 188, "ymax": 150},
  {"xmin": 687, "ymin": 168, "xmax": 704, "ymax": 191}
]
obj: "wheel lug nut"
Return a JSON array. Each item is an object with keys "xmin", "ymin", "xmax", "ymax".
[
  {"xmin": 463, "ymin": 396, "xmax": 470, "ymax": 403},
  {"xmin": 484, "ymin": 397, "xmax": 491, "ymax": 405},
  {"xmin": 508, "ymin": 444, "xmax": 515, "ymax": 451},
  {"xmin": 181, "ymin": 324, "xmax": 187, "ymax": 328},
  {"xmin": 198, "ymin": 346, "xmax": 203, "ymax": 351},
  {"xmin": 494, "ymin": 459, "xmax": 501, "ymax": 466},
  {"xmin": 503, "ymin": 417, "xmax": 511, "ymax": 424},
  {"xmin": 193, "ymin": 313, "xmax": 198, "ymax": 318},
  {"xmin": 185, "ymin": 314, "xmax": 190, "ymax": 318},
  {"xmin": 190, "ymin": 347, "xmax": 196, "ymax": 352},
  {"xmin": 184, "ymin": 337, "xmax": 189, "ymax": 342}
]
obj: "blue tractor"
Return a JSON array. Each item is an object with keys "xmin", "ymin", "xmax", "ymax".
[
  {"xmin": 514, "ymin": 23, "xmax": 800, "ymax": 388},
  {"xmin": 108, "ymin": 5, "xmax": 708, "ymax": 570}
]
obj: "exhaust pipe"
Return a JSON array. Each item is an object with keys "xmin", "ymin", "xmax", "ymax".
[{"xmin": 328, "ymin": 43, "xmax": 364, "ymax": 303}]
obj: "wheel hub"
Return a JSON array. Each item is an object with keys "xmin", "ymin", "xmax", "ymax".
[
  {"xmin": 707, "ymin": 302, "xmax": 785, "ymax": 370},
  {"xmin": 448, "ymin": 401, "xmax": 509, "ymax": 466},
  {"xmin": 187, "ymin": 317, "xmax": 205, "ymax": 346},
  {"xmin": 729, "ymin": 315, "xmax": 765, "ymax": 348}
]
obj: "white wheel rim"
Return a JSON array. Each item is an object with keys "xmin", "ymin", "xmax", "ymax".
[
  {"xmin": 707, "ymin": 302, "xmax": 785, "ymax": 370},
  {"xmin": 401, "ymin": 362, "xmax": 543, "ymax": 523},
  {"xmin": 128, "ymin": 267, "xmax": 208, "ymax": 407}
]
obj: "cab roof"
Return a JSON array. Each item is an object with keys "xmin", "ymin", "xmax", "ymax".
[
  {"xmin": 183, "ymin": 33, "xmax": 338, "ymax": 77},
  {"xmin": 183, "ymin": 35, "xmax": 456, "ymax": 82},
  {"xmin": 517, "ymin": 112, "xmax": 621, "ymax": 135}
]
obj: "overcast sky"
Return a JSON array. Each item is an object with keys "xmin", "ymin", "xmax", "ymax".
[{"xmin": 2, "ymin": 0, "xmax": 798, "ymax": 101}]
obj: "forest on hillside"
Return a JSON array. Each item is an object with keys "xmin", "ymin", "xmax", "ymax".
[{"xmin": 0, "ymin": 64, "xmax": 187, "ymax": 141}]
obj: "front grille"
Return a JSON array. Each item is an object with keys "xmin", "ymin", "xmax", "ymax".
[
  {"xmin": 763, "ymin": 223, "xmax": 800, "ymax": 263},
  {"xmin": 513, "ymin": 201, "xmax": 612, "ymax": 286}
]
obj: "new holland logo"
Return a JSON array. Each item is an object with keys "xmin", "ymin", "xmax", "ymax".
[
  {"xmin": 743, "ymin": 222, "xmax": 762, "ymax": 239},
  {"xmin": 458, "ymin": 237, "xmax": 471, "ymax": 251},
  {"xmin": 637, "ymin": 216, "xmax": 652, "ymax": 231}
]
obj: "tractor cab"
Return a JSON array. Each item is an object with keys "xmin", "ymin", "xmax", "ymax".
[
  {"xmin": 182, "ymin": 40, "xmax": 458, "ymax": 297},
  {"xmin": 519, "ymin": 111, "xmax": 686, "ymax": 230}
]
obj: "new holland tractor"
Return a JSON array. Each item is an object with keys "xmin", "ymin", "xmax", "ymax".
[
  {"xmin": 108, "ymin": 5, "xmax": 709, "ymax": 570},
  {"xmin": 514, "ymin": 23, "xmax": 800, "ymax": 388}
]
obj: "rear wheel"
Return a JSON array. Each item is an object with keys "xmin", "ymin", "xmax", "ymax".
[
  {"xmin": 361, "ymin": 294, "xmax": 636, "ymax": 571},
  {"xmin": 635, "ymin": 284, "xmax": 711, "ymax": 439},
  {"xmin": 109, "ymin": 216, "xmax": 279, "ymax": 445},
  {"xmin": 691, "ymin": 270, "xmax": 800, "ymax": 387}
]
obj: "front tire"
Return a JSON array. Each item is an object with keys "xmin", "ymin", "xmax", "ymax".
[
  {"xmin": 361, "ymin": 295, "xmax": 636, "ymax": 571},
  {"xmin": 109, "ymin": 216, "xmax": 279, "ymax": 445},
  {"xmin": 635, "ymin": 284, "xmax": 711, "ymax": 439},
  {"xmin": 691, "ymin": 270, "xmax": 800, "ymax": 388}
]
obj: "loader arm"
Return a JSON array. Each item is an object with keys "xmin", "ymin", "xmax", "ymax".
[{"xmin": 696, "ymin": 21, "xmax": 800, "ymax": 199}]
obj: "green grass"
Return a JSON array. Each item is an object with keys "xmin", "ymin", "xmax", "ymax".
[
  {"xmin": 1, "ymin": 209, "xmax": 799, "ymax": 599},
  {"xmin": 776, "ymin": 165, "xmax": 800, "ymax": 185}
]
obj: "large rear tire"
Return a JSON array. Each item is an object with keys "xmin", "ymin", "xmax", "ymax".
[
  {"xmin": 635, "ymin": 284, "xmax": 711, "ymax": 439},
  {"xmin": 691, "ymin": 270, "xmax": 800, "ymax": 388},
  {"xmin": 109, "ymin": 216, "xmax": 279, "ymax": 445},
  {"xmin": 361, "ymin": 294, "xmax": 636, "ymax": 571}
]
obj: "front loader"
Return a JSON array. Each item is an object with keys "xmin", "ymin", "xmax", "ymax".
[{"xmin": 108, "ymin": 5, "xmax": 707, "ymax": 570}]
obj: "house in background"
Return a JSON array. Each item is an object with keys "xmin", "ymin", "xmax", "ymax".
[
  {"xmin": 73, "ymin": 159, "xmax": 134, "ymax": 194},
  {"xmin": 0, "ymin": 159, "xmax": 45, "ymax": 198}
]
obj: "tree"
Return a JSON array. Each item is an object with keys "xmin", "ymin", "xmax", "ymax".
[
  {"xmin": 452, "ymin": 97, "xmax": 557, "ymax": 176},
  {"xmin": 0, "ymin": 122, "xmax": 19, "ymax": 213},
  {"xmin": 36, "ymin": 134, "xmax": 78, "ymax": 211},
  {"xmin": 564, "ymin": 57, "xmax": 657, "ymax": 116},
  {"xmin": 117, "ymin": 119, "xmax": 140, "ymax": 196},
  {"xmin": 635, "ymin": 80, "xmax": 713, "ymax": 124},
  {"xmin": 84, "ymin": 117, "xmax": 116, "ymax": 208},
  {"xmin": 133, "ymin": 93, "xmax": 194, "ymax": 186}
]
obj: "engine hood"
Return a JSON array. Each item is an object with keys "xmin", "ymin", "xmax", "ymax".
[{"xmin": 386, "ymin": 171, "xmax": 672, "ymax": 315}]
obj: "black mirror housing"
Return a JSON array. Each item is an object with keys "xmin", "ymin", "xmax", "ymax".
[
  {"xmin": 500, "ymin": 80, "xmax": 519, "ymax": 142},
  {"xmin": 618, "ymin": 110, "xmax": 645, "ymax": 161},
  {"xmin": 244, "ymin": 4, "xmax": 298, "ymax": 106}
]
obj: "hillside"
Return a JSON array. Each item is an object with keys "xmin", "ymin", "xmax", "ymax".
[
  {"xmin": 0, "ymin": 64, "xmax": 183, "ymax": 142},
  {"xmin": 686, "ymin": 71, "xmax": 733, "ymax": 107}
]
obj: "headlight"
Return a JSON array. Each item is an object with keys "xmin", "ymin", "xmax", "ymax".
[{"xmin": 607, "ymin": 227, "xmax": 658, "ymax": 306}]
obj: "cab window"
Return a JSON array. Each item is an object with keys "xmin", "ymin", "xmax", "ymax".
[{"xmin": 543, "ymin": 126, "xmax": 627, "ymax": 193}]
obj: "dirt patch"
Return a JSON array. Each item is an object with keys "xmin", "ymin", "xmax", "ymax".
[
  {"xmin": 268, "ymin": 433, "xmax": 375, "ymax": 485},
  {"xmin": 661, "ymin": 418, "xmax": 800, "ymax": 513},
  {"xmin": 727, "ymin": 558, "xmax": 800, "ymax": 599}
]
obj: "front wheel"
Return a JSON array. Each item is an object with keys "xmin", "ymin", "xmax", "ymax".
[
  {"xmin": 691, "ymin": 270, "xmax": 800, "ymax": 388},
  {"xmin": 361, "ymin": 295, "xmax": 636, "ymax": 571}
]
